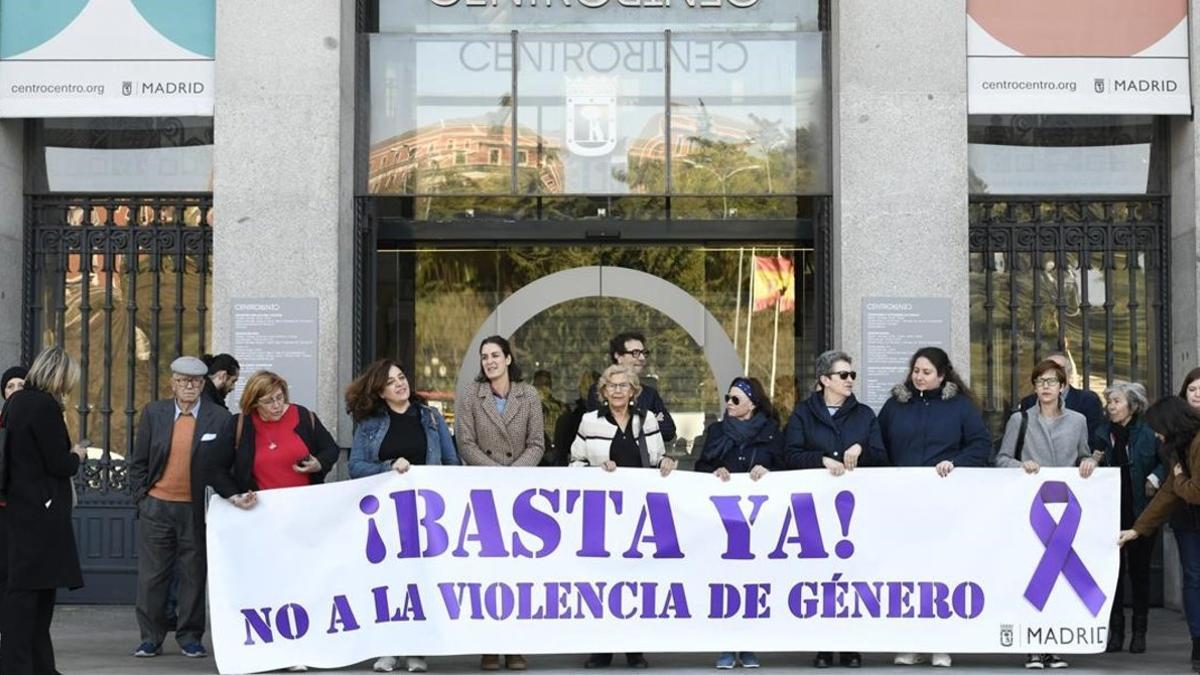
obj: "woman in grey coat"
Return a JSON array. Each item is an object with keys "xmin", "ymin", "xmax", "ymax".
[{"xmin": 994, "ymin": 359, "xmax": 1098, "ymax": 670}]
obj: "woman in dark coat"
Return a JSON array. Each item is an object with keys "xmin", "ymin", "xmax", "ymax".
[
  {"xmin": 783, "ymin": 350, "xmax": 884, "ymax": 669},
  {"xmin": 877, "ymin": 347, "xmax": 990, "ymax": 669},
  {"xmin": 1094, "ymin": 382, "xmax": 1162, "ymax": 654},
  {"xmin": 1, "ymin": 347, "xmax": 87, "ymax": 675},
  {"xmin": 695, "ymin": 376, "xmax": 779, "ymax": 670}
]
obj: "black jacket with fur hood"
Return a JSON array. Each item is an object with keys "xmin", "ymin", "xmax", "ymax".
[{"xmin": 877, "ymin": 381, "xmax": 991, "ymax": 468}]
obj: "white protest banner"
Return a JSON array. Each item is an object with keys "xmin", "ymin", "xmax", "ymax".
[
  {"xmin": 207, "ymin": 467, "xmax": 1119, "ymax": 674},
  {"xmin": 967, "ymin": 0, "xmax": 1191, "ymax": 114}
]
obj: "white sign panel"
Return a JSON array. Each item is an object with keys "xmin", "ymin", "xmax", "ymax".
[
  {"xmin": 967, "ymin": 0, "xmax": 1191, "ymax": 114},
  {"xmin": 0, "ymin": 0, "xmax": 214, "ymax": 117},
  {"xmin": 861, "ymin": 298, "xmax": 952, "ymax": 411},
  {"xmin": 209, "ymin": 467, "xmax": 1119, "ymax": 674}
]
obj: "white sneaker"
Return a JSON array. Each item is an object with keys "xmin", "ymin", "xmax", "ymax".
[
  {"xmin": 932, "ymin": 653, "xmax": 952, "ymax": 668},
  {"xmin": 406, "ymin": 656, "xmax": 428, "ymax": 673},
  {"xmin": 893, "ymin": 653, "xmax": 924, "ymax": 665},
  {"xmin": 374, "ymin": 656, "xmax": 399, "ymax": 672}
]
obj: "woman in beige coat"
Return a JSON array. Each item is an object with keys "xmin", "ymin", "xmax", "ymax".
[{"xmin": 455, "ymin": 335, "xmax": 544, "ymax": 671}]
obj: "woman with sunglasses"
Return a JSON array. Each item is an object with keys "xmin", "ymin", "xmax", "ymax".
[
  {"xmin": 694, "ymin": 376, "xmax": 781, "ymax": 670},
  {"xmin": 783, "ymin": 350, "xmax": 885, "ymax": 669},
  {"xmin": 572, "ymin": 364, "xmax": 676, "ymax": 670}
]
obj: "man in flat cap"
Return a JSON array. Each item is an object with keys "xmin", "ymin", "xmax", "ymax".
[{"xmin": 128, "ymin": 356, "xmax": 230, "ymax": 658}]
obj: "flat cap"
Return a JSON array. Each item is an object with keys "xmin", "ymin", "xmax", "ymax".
[{"xmin": 171, "ymin": 356, "xmax": 208, "ymax": 377}]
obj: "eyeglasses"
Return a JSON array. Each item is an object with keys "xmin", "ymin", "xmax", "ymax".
[
  {"xmin": 606, "ymin": 382, "xmax": 632, "ymax": 391},
  {"xmin": 620, "ymin": 349, "xmax": 651, "ymax": 359},
  {"xmin": 826, "ymin": 371, "xmax": 857, "ymax": 381},
  {"xmin": 172, "ymin": 376, "xmax": 204, "ymax": 389},
  {"xmin": 1034, "ymin": 377, "xmax": 1062, "ymax": 389},
  {"xmin": 256, "ymin": 392, "xmax": 288, "ymax": 407},
  {"xmin": 725, "ymin": 395, "xmax": 744, "ymax": 405}
]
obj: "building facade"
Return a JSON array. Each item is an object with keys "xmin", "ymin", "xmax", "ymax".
[{"xmin": 0, "ymin": 0, "xmax": 1196, "ymax": 603}]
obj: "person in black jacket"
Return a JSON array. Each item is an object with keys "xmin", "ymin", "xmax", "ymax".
[
  {"xmin": 587, "ymin": 331, "xmax": 676, "ymax": 443},
  {"xmin": 0, "ymin": 347, "xmax": 87, "ymax": 675},
  {"xmin": 784, "ymin": 350, "xmax": 884, "ymax": 669},
  {"xmin": 1018, "ymin": 351, "xmax": 1103, "ymax": 448},
  {"xmin": 200, "ymin": 353, "xmax": 240, "ymax": 411},
  {"xmin": 695, "ymin": 376, "xmax": 780, "ymax": 670},
  {"xmin": 205, "ymin": 370, "xmax": 339, "ymax": 510}
]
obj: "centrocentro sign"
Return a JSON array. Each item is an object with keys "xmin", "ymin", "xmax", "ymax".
[
  {"xmin": 0, "ymin": 0, "xmax": 214, "ymax": 117},
  {"xmin": 966, "ymin": 0, "xmax": 1191, "ymax": 114}
]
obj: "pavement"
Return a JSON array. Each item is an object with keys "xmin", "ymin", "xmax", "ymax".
[{"xmin": 50, "ymin": 605, "xmax": 1196, "ymax": 674}]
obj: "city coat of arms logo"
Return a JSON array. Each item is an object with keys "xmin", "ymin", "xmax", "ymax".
[
  {"xmin": 565, "ymin": 78, "xmax": 617, "ymax": 157},
  {"xmin": 1094, "ymin": 78, "xmax": 1105, "ymax": 94}
]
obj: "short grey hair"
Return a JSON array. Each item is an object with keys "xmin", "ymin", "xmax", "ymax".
[
  {"xmin": 814, "ymin": 350, "xmax": 853, "ymax": 391},
  {"xmin": 1104, "ymin": 381, "xmax": 1149, "ymax": 417},
  {"xmin": 598, "ymin": 364, "xmax": 642, "ymax": 404}
]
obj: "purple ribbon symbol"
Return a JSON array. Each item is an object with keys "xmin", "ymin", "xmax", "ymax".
[{"xmin": 1024, "ymin": 481, "xmax": 1106, "ymax": 617}]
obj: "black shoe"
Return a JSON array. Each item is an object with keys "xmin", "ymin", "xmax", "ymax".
[
  {"xmin": 1191, "ymin": 637, "xmax": 1200, "ymax": 671},
  {"xmin": 585, "ymin": 654, "xmax": 613, "ymax": 669},
  {"xmin": 840, "ymin": 652, "xmax": 861, "ymax": 668},
  {"xmin": 626, "ymin": 653, "xmax": 648, "ymax": 669},
  {"xmin": 813, "ymin": 652, "xmax": 832, "ymax": 668},
  {"xmin": 1130, "ymin": 613, "xmax": 1148, "ymax": 654},
  {"xmin": 1106, "ymin": 612, "xmax": 1125, "ymax": 653}
]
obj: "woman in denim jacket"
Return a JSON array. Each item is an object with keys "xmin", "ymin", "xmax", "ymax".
[{"xmin": 344, "ymin": 358, "xmax": 459, "ymax": 673}]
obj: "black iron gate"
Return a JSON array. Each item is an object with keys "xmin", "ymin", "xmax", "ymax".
[{"xmin": 23, "ymin": 194, "xmax": 213, "ymax": 603}]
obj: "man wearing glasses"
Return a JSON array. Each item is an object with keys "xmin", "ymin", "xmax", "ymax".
[
  {"xmin": 128, "ymin": 356, "xmax": 231, "ymax": 659},
  {"xmin": 587, "ymin": 331, "xmax": 676, "ymax": 443}
]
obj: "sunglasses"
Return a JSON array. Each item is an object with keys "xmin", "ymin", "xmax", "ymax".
[
  {"xmin": 724, "ymin": 395, "xmax": 744, "ymax": 405},
  {"xmin": 826, "ymin": 370, "xmax": 857, "ymax": 381}
]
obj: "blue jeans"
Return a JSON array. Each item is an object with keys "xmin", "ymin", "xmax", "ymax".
[{"xmin": 1173, "ymin": 529, "xmax": 1200, "ymax": 638}]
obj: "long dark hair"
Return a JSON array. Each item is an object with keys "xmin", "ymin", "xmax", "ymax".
[
  {"xmin": 344, "ymin": 359, "xmax": 426, "ymax": 423},
  {"xmin": 475, "ymin": 335, "xmax": 524, "ymax": 384},
  {"xmin": 1144, "ymin": 397, "xmax": 1200, "ymax": 476},
  {"xmin": 908, "ymin": 346, "xmax": 978, "ymax": 408},
  {"xmin": 729, "ymin": 376, "xmax": 779, "ymax": 425},
  {"xmin": 1180, "ymin": 367, "xmax": 1200, "ymax": 399}
]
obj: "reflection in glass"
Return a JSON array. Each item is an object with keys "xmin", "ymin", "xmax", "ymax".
[{"xmin": 375, "ymin": 244, "xmax": 816, "ymax": 452}]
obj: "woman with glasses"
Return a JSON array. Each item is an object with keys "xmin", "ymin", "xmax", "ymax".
[
  {"xmin": 1093, "ymin": 382, "xmax": 1161, "ymax": 654},
  {"xmin": 572, "ymin": 364, "xmax": 676, "ymax": 670},
  {"xmin": 694, "ymin": 376, "xmax": 781, "ymax": 670},
  {"xmin": 994, "ymin": 359, "xmax": 1096, "ymax": 670},
  {"xmin": 455, "ymin": 335, "xmax": 543, "ymax": 672},
  {"xmin": 878, "ymin": 347, "xmax": 990, "ymax": 669},
  {"xmin": 205, "ymin": 370, "xmax": 340, "ymax": 510},
  {"xmin": 346, "ymin": 359, "xmax": 459, "ymax": 674},
  {"xmin": 782, "ymin": 350, "xmax": 884, "ymax": 669}
]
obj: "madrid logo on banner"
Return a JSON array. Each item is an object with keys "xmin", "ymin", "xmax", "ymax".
[
  {"xmin": 0, "ymin": 0, "xmax": 214, "ymax": 117},
  {"xmin": 207, "ymin": 467, "xmax": 1119, "ymax": 674},
  {"xmin": 967, "ymin": 0, "xmax": 1192, "ymax": 114}
]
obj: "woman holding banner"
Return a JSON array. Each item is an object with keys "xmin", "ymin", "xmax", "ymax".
[
  {"xmin": 1093, "ymin": 381, "xmax": 1161, "ymax": 655},
  {"xmin": 346, "ymin": 359, "xmax": 459, "ymax": 673},
  {"xmin": 995, "ymin": 359, "xmax": 1096, "ymax": 669},
  {"xmin": 1182, "ymin": 367, "xmax": 1200, "ymax": 413},
  {"xmin": 1119, "ymin": 397, "xmax": 1200, "ymax": 673},
  {"xmin": 456, "ymin": 335, "xmax": 543, "ymax": 671},
  {"xmin": 572, "ymin": 364, "xmax": 676, "ymax": 669},
  {"xmin": 695, "ymin": 375, "xmax": 781, "ymax": 669},
  {"xmin": 877, "ymin": 347, "xmax": 990, "ymax": 669},
  {"xmin": 783, "ymin": 350, "xmax": 885, "ymax": 669}
]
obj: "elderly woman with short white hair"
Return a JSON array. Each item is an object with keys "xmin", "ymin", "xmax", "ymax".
[
  {"xmin": 1094, "ymin": 381, "xmax": 1163, "ymax": 655},
  {"xmin": 571, "ymin": 364, "xmax": 675, "ymax": 670}
]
